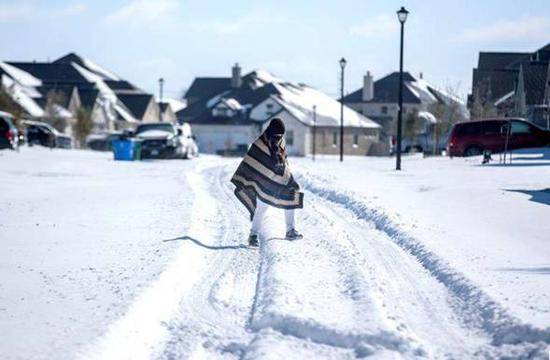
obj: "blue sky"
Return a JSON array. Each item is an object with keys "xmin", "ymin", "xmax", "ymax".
[{"xmin": 1, "ymin": 0, "xmax": 549, "ymax": 100}]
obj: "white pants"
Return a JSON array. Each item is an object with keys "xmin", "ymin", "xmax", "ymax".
[{"xmin": 251, "ymin": 199, "xmax": 295, "ymax": 235}]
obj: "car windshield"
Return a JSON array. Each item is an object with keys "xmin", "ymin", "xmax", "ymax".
[{"xmin": 136, "ymin": 124, "xmax": 174, "ymax": 134}]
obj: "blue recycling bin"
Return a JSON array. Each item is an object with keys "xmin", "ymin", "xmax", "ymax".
[{"xmin": 112, "ymin": 139, "xmax": 141, "ymax": 161}]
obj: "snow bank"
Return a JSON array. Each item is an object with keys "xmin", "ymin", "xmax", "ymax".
[{"xmin": 297, "ymin": 170, "xmax": 550, "ymax": 347}]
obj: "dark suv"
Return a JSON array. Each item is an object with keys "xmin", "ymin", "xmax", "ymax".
[
  {"xmin": 447, "ymin": 118, "xmax": 550, "ymax": 157},
  {"xmin": 22, "ymin": 120, "xmax": 73, "ymax": 149},
  {"xmin": 0, "ymin": 111, "xmax": 19, "ymax": 150}
]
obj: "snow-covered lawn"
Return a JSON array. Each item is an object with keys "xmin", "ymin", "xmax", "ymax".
[{"xmin": 0, "ymin": 147, "xmax": 549, "ymax": 359}]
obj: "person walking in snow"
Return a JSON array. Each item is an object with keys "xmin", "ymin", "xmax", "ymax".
[{"xmin": 231, "ymin": 118, "xmax": 304, "ymax": 247}]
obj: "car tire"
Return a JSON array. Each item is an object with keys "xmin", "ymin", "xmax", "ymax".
[{"xmin": 464, "ymin": 146, "xmax": 483, "ymax": 157}]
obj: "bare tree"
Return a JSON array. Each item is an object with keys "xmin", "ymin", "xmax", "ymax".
[
  {"xmin": 73, "ymin": 107, "xmax": 94, "ymax": 148},
  {"xmin": 43, "ymin": 90, "xmax": 68, "ymax": 132},
  {"xmin": 403, "ymin": 109, "xmax": 421, "ymax": 141},
  {"xmin": 470, "ymin": 86, "xmax": 493, "ymax": 120},
  {"xmin": 428, "ymin": 83, "xmax": 468, "ymax": 155},
  {"xmin": 0, "ymin": 88, "xmax": 25, "ymax": 127}
]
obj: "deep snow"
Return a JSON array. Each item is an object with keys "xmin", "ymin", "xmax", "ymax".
[{"xmin": 1, "ymin": 147, "xmax": 549, "ymax": 359}]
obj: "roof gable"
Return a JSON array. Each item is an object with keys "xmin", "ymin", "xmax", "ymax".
[
  {"xmin": 342, "ymin": 72, "xmax": 422, "ymax": 104},
  {"xmin": 477, "ymin": 52, "xmax": 530, "ymax": 70},
  {"xmin": 185, "ymin": 77, "xmax": 231, "ymax": 100},
  {"xmin": 7, "ymin": 62, "xmax": 88, "ymax": 84},
  {"xmin": 521, "ymin": 62, "xmax": 550, "ymax": 105},
  {"xmin": 117, "ymin": 93, "xmax": 154, "ymax": 119}
]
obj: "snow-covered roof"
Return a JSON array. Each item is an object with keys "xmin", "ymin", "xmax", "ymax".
[
  {"xmin": 52, "ymin": 104, "xmax": 73, "ymax": 119},
  {"xmin": 0, "ymin": 61, "xmax": 42, "ymax": 87},
  {"xmin": 246, "ymin": 69, "xmax": 284, "ymax": 89},
  {"xmin": 54, "ymin": 52, "xmax": 120, "ymax": 81},
  {"xmin": 114, "ymin": 103, "xmax": 138, "ymax": 123},
  {"xmin": 222, "ymin": 98, "xmax": 242, "ymax": 111},
  {"xmin": 343, "ymin": 72, "xmax": 465, "ymax": 108},
  {"xmin": 494, "ymin": 91, "xmax": 515, "ymax": 106},
  {"xmin": 80, "ymin": 57, "xmax": 120, "ymax": 81},
  {"xmin": 180, "ymin": 68, "xmax": 380, "ymax": 129},
  {"xmin": 1, "ymin": 75, "xmax": 45, "ymax": 117},
  {"xmin": 272, "ymin": 82, "xmax": 380, "ymax": 129},
  {"xmin": 162, "ymin": 98, "xmax": 187, "ymax": 113},
  {"xmin": 72, "ymin": 62, "xmax": 117, "ymax": 102},
  {"xmin": 417, "ymin": 110, "xmax": 437, "ymax": 124}
]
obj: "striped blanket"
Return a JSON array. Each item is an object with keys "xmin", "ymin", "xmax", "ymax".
[{"xmin": 231, "ymin": 135, "xmax": 304, "ymax": 219}]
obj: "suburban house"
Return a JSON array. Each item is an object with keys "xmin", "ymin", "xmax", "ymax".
[
  {"xmin": 158, "ymin": 102, "xmax": 177, "ymax": 123},
  {"xmin": 178, "ymin": 64, "xmax": 381, "ymax": 156},
  {"xmin": 515, "ymin": 62, "xmax": 550, "ymax": 128},
  {"xmin": 0, "ymin": 52, "xmax": 166, "ymax": 136},
  {"xmin": 468, "ymin": 43, "xmax": 550, "ymax": 128},
  {"xmin": 342, "ymin": 71, "xmax": 467, "ymax": 139}
]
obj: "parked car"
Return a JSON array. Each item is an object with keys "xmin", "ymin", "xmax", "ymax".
[
  {"xmin": 0, "ymin": 111, "xmax": 19, "ymax": 150},
  {"xmin": 134, "ymin": 122, "xmax": 197, "ymax": 159},
  {"xmin": 447, "ymin": 118, "xmax": 550, "ymax": 157},
  {"xmin": 86, "ymin": 131, "xmax": 123, "ymax": 151},
  {"xmin": 394, "ymin": 131, "xmax": 450, "ymax": 155},
  {"xmin": 22, "ymin": 120, "xmax": 73, "ymax": 149}
]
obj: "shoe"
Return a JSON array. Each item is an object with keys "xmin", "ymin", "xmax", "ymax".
[
  {"xmin": 248, "ymin": 234, "xmax": 259, "ymax": 247},
  {"xmin": 286, "ymin": 229, "xmax": 303, "ymax": 240}
]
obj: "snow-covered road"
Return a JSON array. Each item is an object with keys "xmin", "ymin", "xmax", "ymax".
[{"xmin": 1, "ymin": 148, "xmax": 549, "ymax": 359}]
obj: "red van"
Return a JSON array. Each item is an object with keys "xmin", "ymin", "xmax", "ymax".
[{"xmin": 447, "ymin": 118, "xmax": 550, "ymax": 157}]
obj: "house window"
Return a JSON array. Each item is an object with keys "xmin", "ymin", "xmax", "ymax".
[
  {"xmin": 286, "ymin": 130, "xmax": 294, "ymax": 146},
  {"xmin": 353, "ymin": 133, "xmax": 359, "ymax": 147},
  {"xmin": 381, "ymin": 106, "xmax": 388, "ymax": 114},
  {"xmin": 402, "ymin": 106, "xmax": 407, "ymax": 114},
  {"xmin": 332, "ymin": 131, "xmax": 338, "ymax": 147}
]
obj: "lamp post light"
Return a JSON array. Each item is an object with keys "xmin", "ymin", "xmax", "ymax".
[
  {"xmin": 312, "ymin": 105, "xmax": 317, "ymax": 161},
  {"xmin": 395, "ymin": 6, "xmax": 408, "ymax": 171},
  {"xmin": 339, "ymin": 57, "xmax": 347, "ymax": 162}
]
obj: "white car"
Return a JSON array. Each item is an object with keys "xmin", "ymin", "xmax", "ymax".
[{"xmin": 134, "ymin": 122, "xmax": 197, "ymax": 159}]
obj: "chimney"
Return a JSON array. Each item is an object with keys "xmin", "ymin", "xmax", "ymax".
[
  {"xmin": 231, "ymin": 63, "xmax": 242, "ymax": 88},
  {"xmin": 362, "ymin": 71, "xmax": 374, "ymax": 101},
  {"xmin": 419, "ymin": 72, "xmax": 423, "ymax": 79}
]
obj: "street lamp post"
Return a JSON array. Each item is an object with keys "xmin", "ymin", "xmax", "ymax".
[
  {"xmin": 395, "ymin": 6, "xmax": 409, "ymax": 171},
  {"xmin": 312, "ymin": 105, "xmax": 317, "ymax": 161},
  {"xmin": 339, "ymin": 57, "xmax": 347, "ymax": 162},
  {"xmin": 158, "ymin": 77, "xmax": 164, "ymax": 122}
]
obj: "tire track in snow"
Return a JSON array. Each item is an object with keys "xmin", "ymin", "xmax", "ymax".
[
  {"xmin": 307, "ymin": 195, "xmax": 487, "ymax": 358},
  {"xmin": 245, "ymin": 182, "xmax": 424, "ymax": 357},
  {"xmin": 299, "ymin": 173, "xmax": 550, "ymax": 355},
  {"xmin": 159, "ymin": 164, "xmax": 259, "ymax": 359},
  {"xmin": 78, "ymin": 161, "xmax": 253, "ymax": 360}
]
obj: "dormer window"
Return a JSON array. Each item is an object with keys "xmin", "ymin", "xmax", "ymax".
[{"xmin": 212, "ymin": 105, "xmax": 234, "ymax": 117}]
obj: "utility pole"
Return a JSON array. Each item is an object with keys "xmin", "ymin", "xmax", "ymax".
[{"xmin": 158, "ymin": 77, "xmax": 164, "ymax": 122}]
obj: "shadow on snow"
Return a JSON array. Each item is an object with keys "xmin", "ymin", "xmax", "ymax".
[
  {"xmin": 506, "ymin": 188, "xmax": 550, "ymax": 206},
  {"xmin": 162, "ymin": 235, "xmax": 248, "ymax": 250}
]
